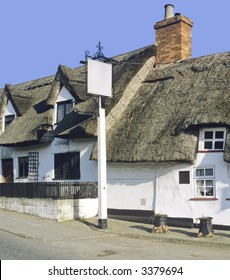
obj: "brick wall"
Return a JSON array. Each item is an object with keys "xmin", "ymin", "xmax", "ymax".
[{"xmin": 154, "ymin": 14, "xmax": 193, "ymax": 64}]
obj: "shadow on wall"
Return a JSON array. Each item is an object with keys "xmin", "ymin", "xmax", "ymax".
[{"xmin": 218, "ymin": 185, "xmax": 230, "ymax": 212}]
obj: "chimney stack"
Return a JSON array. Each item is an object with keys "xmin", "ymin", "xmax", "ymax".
[{"xmin": 154, "ymin": 4, "xmax": 193, "ymax": 64}]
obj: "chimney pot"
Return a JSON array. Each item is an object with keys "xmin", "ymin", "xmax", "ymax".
[{"xmin": 164, "ymin": 4, "xmax": 174, "ymax": 19}]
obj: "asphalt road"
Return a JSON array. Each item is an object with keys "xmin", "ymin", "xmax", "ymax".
[
  {"xmin": 0, "ymin": 229, "xmax": 83, "ymax": 260},
  {"xmin": 1, "ymin": 227, "xmax": 230, "ymax": 260}
]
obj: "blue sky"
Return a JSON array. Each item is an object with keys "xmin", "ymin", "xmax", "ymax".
[{"xmin": 0, "ymin": 0, "xmax": 229, "ymax": 88}]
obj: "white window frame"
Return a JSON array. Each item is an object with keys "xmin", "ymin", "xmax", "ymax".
[
  {"xmin": 194, "ymin": 167, "xmax": 215, "ymax": 198},
  {"xmin": 198, "ymin": 128, "xmax": 226, "ymax": 151}
]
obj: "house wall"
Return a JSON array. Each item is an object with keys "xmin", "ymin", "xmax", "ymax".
[
  {"xmin": 0, "ymin": 138, "xmax": 97, "ymax": 183},
  {"xmin": 107, "ymin": 155, "xmax": 230, "ymax": 227},
  {"xmin": 107, "ymin": 163, "xmax": 156, "ymax": 212},
  {"xmin": 155, "ymin": 153, "xmax": 230, "ymax": 226}
]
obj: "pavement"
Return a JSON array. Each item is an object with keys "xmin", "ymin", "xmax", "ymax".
[{"xmin": 0, "ymin": 209, "xmax": 230, "ymax": 248}]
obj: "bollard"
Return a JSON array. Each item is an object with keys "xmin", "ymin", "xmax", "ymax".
[{"xmin": 197, "ymin": 217, "xmax": 214, "ymax": 238}]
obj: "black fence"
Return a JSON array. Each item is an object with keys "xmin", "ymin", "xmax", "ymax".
[{"xmin": 0, "ymin": 181, "xmax": 98, "ymax": 200}]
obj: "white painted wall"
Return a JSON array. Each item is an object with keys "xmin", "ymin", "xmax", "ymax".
[
  {"xmin": 107, "ymin": 153, "xmax": 230, "ymax": 226},
  {"xmin": 0, "ymin": 197, "xmax": 98, "ymax": 221},
  {"xmin": 0, "ymin": 138, "xmax": 97, "ymax": 183},
  {"xmin": 155, "ymin": 153, "xmax": 230, "ymax": 226},
  {"xmin": 107, "ymin": 163, "xmax": 156, "ymax": 211}
]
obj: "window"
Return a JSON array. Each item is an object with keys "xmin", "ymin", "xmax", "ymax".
[
  {"xmin": 199, "ymin": 128, "xmax": 226, "ymax": 151},
  {"xmin": 4, "ymin": 114, "xmax": 15, "ymax": 130},
  {"xmin": 179, "ymin": 171, "xmax": 190, "ymax": 184},
  {"xmin": 56, "ymin": 100, "xmax": 73, "ymax": 123},
  {"xmin": 194, "ymin": 167, "xmax": 215, "ymax": 197},
  {"xmin": 54, "ymin": 152, "xmax": 80, "ymax": 179},
  {"xmin": 18, "ymin": 157, "xmax": 29, "ymax": 178}
]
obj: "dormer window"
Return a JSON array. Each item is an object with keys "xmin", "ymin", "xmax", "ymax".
[
  {"xmin": 4, "ymin": 114, "xmax": 15, "ymax": 130},
  {"xmin": 56, "ymin": 100, "xmax": 73, "ymax": 123},
  {"xmin": 3, "ymin": 100, "xmax": 16, "ymax": 132},
  {"xmin": 198, "ymin": 128, "xmax": 226, "ymax": 151}
]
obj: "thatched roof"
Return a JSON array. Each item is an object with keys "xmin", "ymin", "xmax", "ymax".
[
  {"xmin": 1, "ymin": 43, "xmax": 229, "ymax": 163},
  {"xmin": 54, "ymin": 45, "xmax": 157, "ymax": 138},
  {"xmin": 53, "ymin": 110, "xmax": 94, "ymax": 138},
  {"xmin": 89, "ymin": 51, "xmax": 230, "ymax": 163},
  {"xmin": 46, "ymin": 65, "xmax": 87, "ymax": 107},
  {"xmin": 0, "ymin": 45, "xmax": 156, "ymax": 147},
  {"xmin": 0, "ymin": 77, "xmax": 54, "ymax": 146}
]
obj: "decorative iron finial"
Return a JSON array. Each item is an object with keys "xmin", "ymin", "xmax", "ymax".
[
  {"xmin": 94, "ymin": 41, "xmax": 105, "ymax": 60},
  {"xmin": 80, "ymin": 41, "xmax": 126, "ymax": 65}
]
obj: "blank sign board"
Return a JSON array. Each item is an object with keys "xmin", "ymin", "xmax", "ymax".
[{"xmin": 87, "ymin": 59, "xmax": 112, "ymax": 98}]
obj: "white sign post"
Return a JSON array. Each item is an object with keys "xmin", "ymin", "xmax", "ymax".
[{"xmin": 87, "ymin": 58, "xmax": 112, "ymax": 229}]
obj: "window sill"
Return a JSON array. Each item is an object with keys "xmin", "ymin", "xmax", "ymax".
[
  {"xmin": 189, "ymin": 198, "xmax": 218, "ymax": 201},
  {"xmin": 197, "ymin": 150, "xmax": 224, "ymax": 153},
  {"xmin": 52, "ymin": 178, "xmax": 80, "ymax": 181}
]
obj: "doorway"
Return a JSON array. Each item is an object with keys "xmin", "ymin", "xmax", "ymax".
[{"xmin": 2, "ymin": 159, "xmax": 14, "ymax": 182}]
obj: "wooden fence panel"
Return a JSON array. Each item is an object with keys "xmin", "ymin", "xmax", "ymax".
[{"xmin": 0, "ymin": 181, "xmax": 98, "ymax": 199}]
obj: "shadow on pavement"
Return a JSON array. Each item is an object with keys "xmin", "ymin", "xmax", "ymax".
[
  {"xmin": 170, "ymin": 228, "xmax": 197, "ymax": 238},
  {"xmin": 130, "ymin": 225, "xmax": 152, "ymax": 233}
]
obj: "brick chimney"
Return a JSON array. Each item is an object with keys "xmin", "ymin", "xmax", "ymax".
[{"xmin": 154, "ymin": 4, "xmax": 193, "ymax": 64}]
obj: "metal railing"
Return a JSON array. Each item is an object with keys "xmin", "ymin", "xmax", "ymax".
[{"xmin": 0, "ymin": 181, "xmax": 98, "ymax": 200}]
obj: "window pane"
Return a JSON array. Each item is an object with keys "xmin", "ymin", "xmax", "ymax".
[
  {"xmin": 204, "ymin": 141, "xmax": 213, "ymax": 149},
  {"xmin": 70, "ymin": 153, "xmax": 80, "ymax": 179},
  {"xmin": 18, "ymin": 157, "xmax": 29, "ymax": 177},
  {"xmin": 57, "ymin": 103, "xmax": 65, "ymax": 123},
  {"xmin": 61, "ymin": 154, "xmax": 68, "ymax": 178},
  {"xmin": 196, "ymin": 187, "xmax": 204, "ymax": 196},
  {"xmin": 66, "ymin": 102, "xmax": 73, "ymax": 114},
  {"xmin": 54, "ymin": 154, "xmax": 63, "ymax": 178},
  {"xmin": 179, "ymin": 171, "xmax": 190, "ymax": 184},
  {"xmin": 205, "ymin": 180, "xmax": 213, "ymax": 186},
  {"xmin": 205, "ymin": 168, "xmax": 213, "ymax": 176},
  {"xmin": 5, "ymin": 115, "xmax": 15, "ymax": 129},
  {"xmin": 205, "ymin": 187, "xmax": 213, "ymax": 196},
  {"xmin": 196, "ymin": 169, "xmax": 204, "ymax": 177},
  {"xmin": 54, "ymin": 152, "xmax": 80, "ymax": 179},
  {"xmin": 196, "ymin": 179, "xmax": 204, "ymax": 186},
  {"xmin": 215, "ymin": 131, "xmax": 224, "ymax": 139},
  {"xmin": 204, "ymin": 131, "xmax": 213, "ymax": 139},
  {"xmin": 214, "ymin": 141, "xmax": 224, "ymax": 149}
]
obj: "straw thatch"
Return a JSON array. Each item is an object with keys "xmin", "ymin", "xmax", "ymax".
[
  {"xmin": 90, "ymin": 52, "xmax": 230, "ymax": 163},
  {"xmin": 0, "ymin": 45, "xmax": 156, "ymax": 146},
  {"xmin": 54, "ymin": 45, "xmax": 157, "ymax": 138},
  {"xmin": 1, "ymin": 43, "xmax": 229, "ymax": 163},
  {"xmin": 0, "ymin": 77, "xmax": 54, "ymax": 146},
  {"xmin": 46, "ymin": 65, "xmax": 87, "ymax": 107}
]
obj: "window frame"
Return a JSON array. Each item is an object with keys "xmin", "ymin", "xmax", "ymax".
[
  {"xmin": 56, "ymin": 100, "xmax": 73, "ymax": 124},
  {"xmin": 4, "ymin": 114, "xmax": 15, "ymax": 130},
  {"xmin": 179, "ymin": 171, "xmax": 190, "ymax": 184},
  {"xmin": 54, "ymin": 152, "xmax": 80, "ymax": 180},
  {"xmin": 198, "ymin": 128, "xmax": 226, "ymax": 152},
  {"xmin": 194, "ymin": 167, "xmax": 215, "ymax": 198},
  {"xmin": 18, "ymin": 156, "xmax": 29, "ymax": 178}
]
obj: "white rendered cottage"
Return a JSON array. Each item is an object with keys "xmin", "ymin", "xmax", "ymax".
[{"xmin": 0, "ymin": 5, "xmax": 230, "ymax": 227}]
